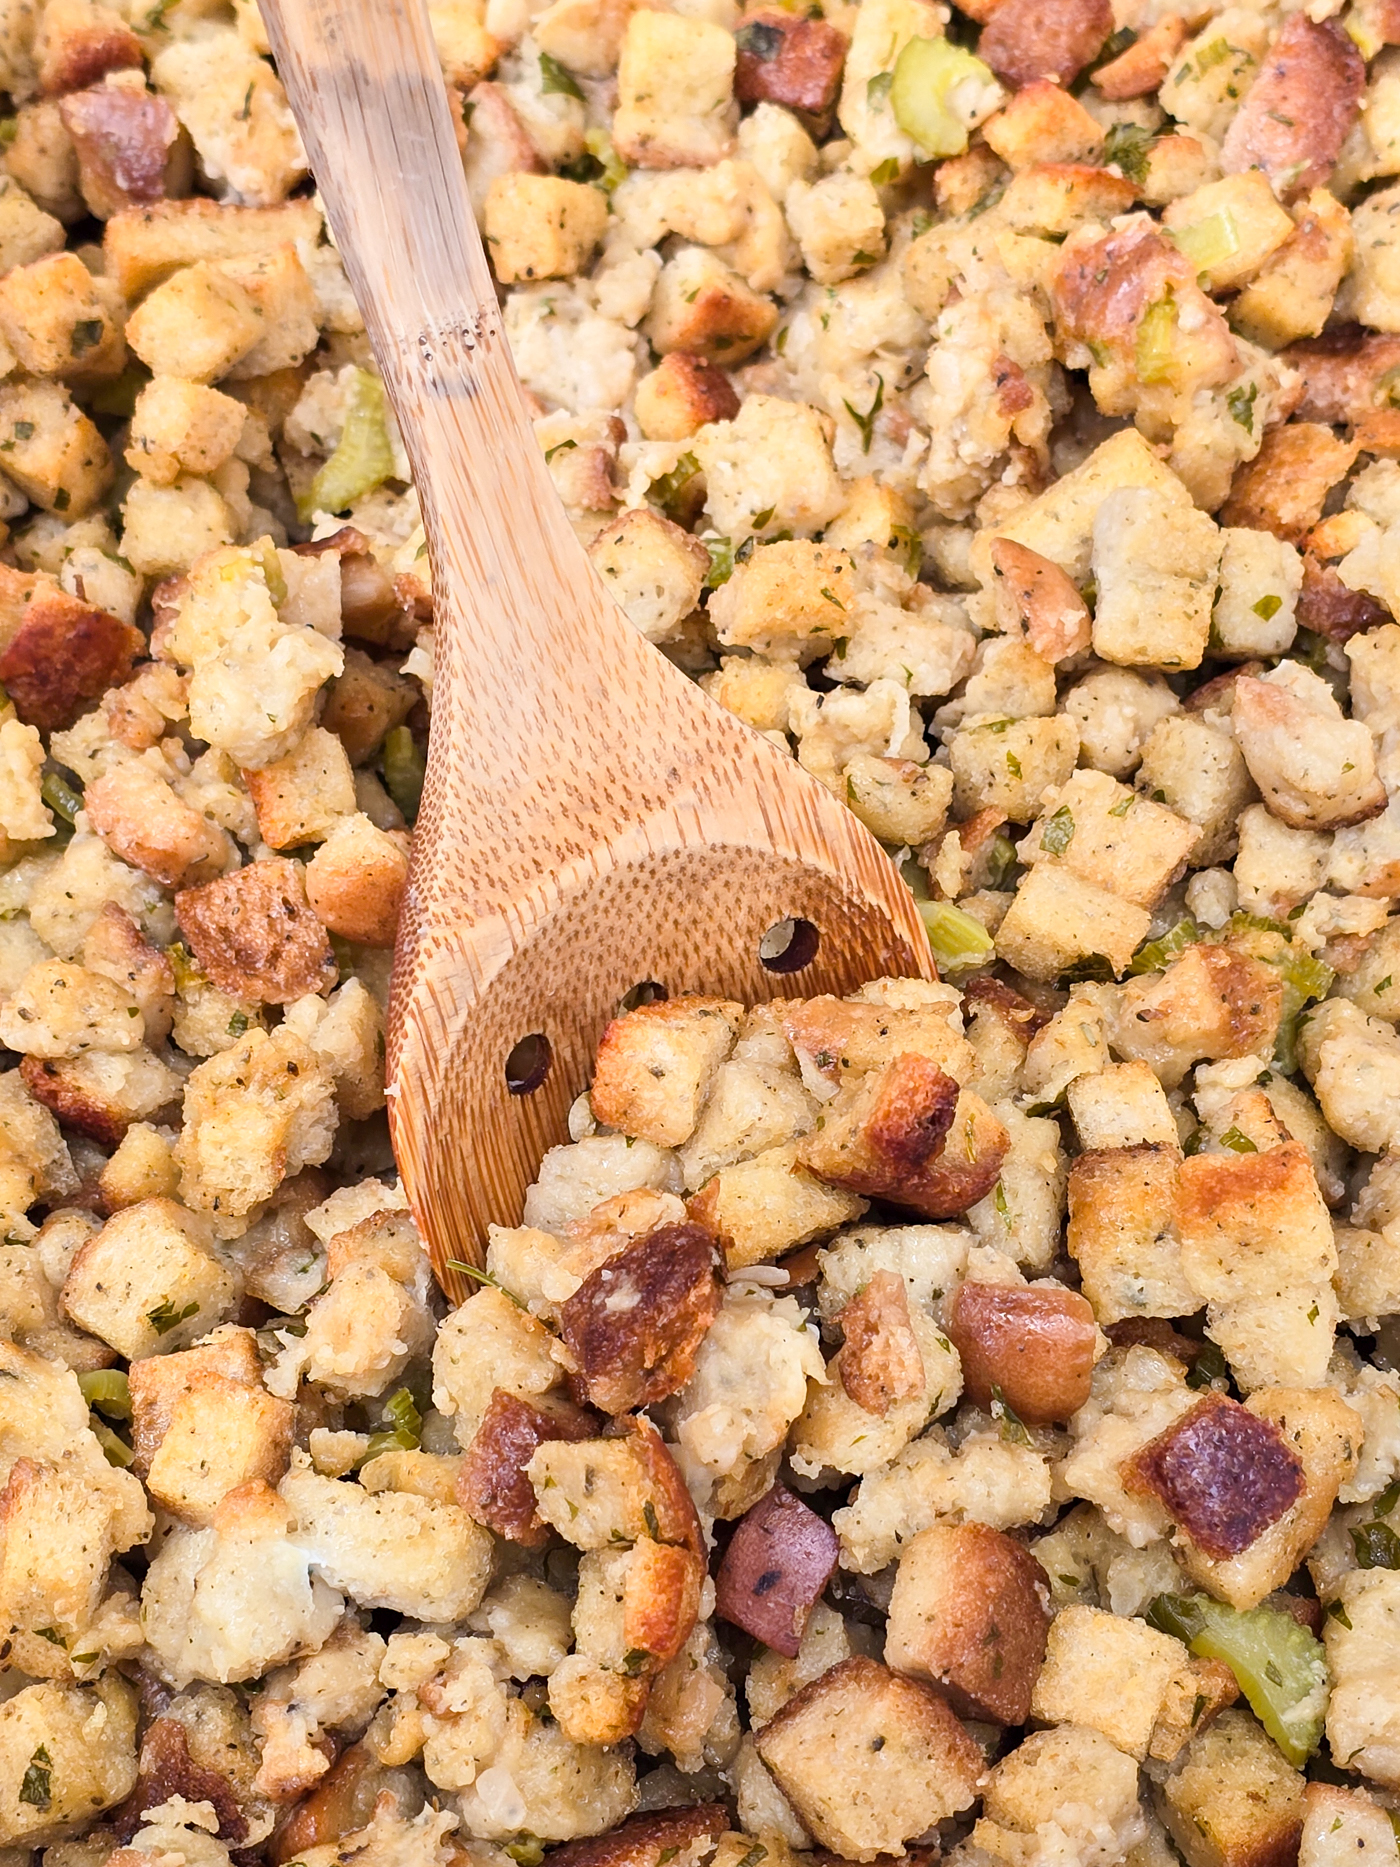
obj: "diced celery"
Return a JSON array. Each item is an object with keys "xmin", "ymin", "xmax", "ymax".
[
  {"xmin": 301, "ymin": 368, "xmax": 397, "ymax": 520},
  {"xmin": 1146, "ymin": 1593, "xmax": 1327, "ymax": 1767},
  {"xmin": 79, "ymin": 1369, "xmax": 131, "ymax": 1422},
  {"xmin": 583, "ymin": 128, "xmax": 628, "ymax": 193},
  {"xmin": 890, "ymin": 36, "xmax": 996, "ymax": 159},
  {"xmin": 1129, "ymin": 916, "xmax": 1199, "ymax": 976},
  {"xmin": 41, "ymin": 771, "xmax": 82, "ymax": 825},
  {"xmin": 920, "ymin": 899, "xmax": 994, "ymax": 971},
  {"xmin": 1273, "ymin": 946, "xmax": 1335, "ymax": 1075},
  {"xmin": 382, "ymin": 725, "xmax": 426, "ymax": 825},
  {"xmin": 91, "ymin": 1420, "xmax": 134, "ymax": 1469},
  {"xmin": 1135, "ymin": 292, "xmax": 1178, "ymax": 386},
  {"xmin": 257, "ymin": 538, "xmax": 287, "ymax": 606},
  {"xmin": 382, "ymin": 1386, "xmax": 422, "ymax": 1446},
  {"xmin": 1170, "ymin": 208, "xmax": 1240, "ymax": 279}
]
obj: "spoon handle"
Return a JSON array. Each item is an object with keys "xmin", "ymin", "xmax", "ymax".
[{"xmin": 258, "ymin": 0, "xmax": 603, "ymax": 712}]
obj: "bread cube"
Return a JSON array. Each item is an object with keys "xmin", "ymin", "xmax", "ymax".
[
  {"xmin": 1212, "ymin": 528, "xmax": 1302, "ymax": 659},
  {"xmin": 96, "ymin": 1120, "xmax": 178, "ymax": 1211},
  {"xmin": 0, "ymin": 176, "xmax": 65, "ymax": 276},
  {"xmin": 125, "ymin": 376, "xmax": 247, "ymax": 487},
  {"xmin": 321, "ymin": 648, "xmax": 416, "ymax": 767},
  {"xmin": 242, "ymin": 726, "xmax": 356, "ymax": 851},
  {"xmin": 996, "ymin": 863, "xmax": 1152, "ymax": 982},
  {"xmin": 1233, "ymin": 663, "xmax": 1385, "ymax": 832},
  {"xmin": 644, "ymin": 245, "xmax": 777, "ymax": 364},
  {"xmin": 176, "ymin": 858, "xmax": 337, "ymax": 1005},
  {"xmin": 121, "ymin": 475, "xmax": 239, "ymax": 579},
  {"xmin": 0, "ymin": 378, "xmax": 110, "ymax": 516},
  {"xmin": 0, "ymin": 957, "xmax": 143, "ymax": 1060},
  {"xmin": 84, "ymin": 759, "xmax": 235, "ymax": 891},
  {"xmin": 1091, "ymin": 484, "xmax": 1221, "ymax": 671},
  {"xmin": 486, "ymin": 173, "xmax": 608, "ymax": 283},
  {"xmin": 102, "ymin": 196, "xmax": 323, "ymax": 298},
  {"xmin": 755, "ymin": 1657, "xmax": 981, "ymax": 1860},
  {"xmin": 886, "ymin": 1522, "xmax": 1050, "ymax": 1724},
  {"xmin": 948, "ymin": 714, "xmax": 1079, "ymax": 824},
  {"xmin": 1234, "ymin": 804, "xmax": 1332, "ymax": 918},
  {"xmin": 1018, "ymin": 768, "xmax": 1199, "ymax": 910},
  {"xmin": 689, "ymin": 1140, "xmax": 866, "ymax": 1269},
  {"xmin": 1159, "ymin": 1709, "xmax": 1305, "ymax": 1867},
  {"xmin": 785, "ymin": 172, "xmax": 885, "ymax": 285},
  {"xmin": 0, "ymin": 1676, "xmax": 136, "ymax": 1846},
  {"xmin": 1108, "ymin": 942, "xmax": 1283, "ymax": 1089},
  {"xmin": 0, "ymin": 250, "xmax": 122, "ymax": 380},
  {"xmin": 982, "ymin": 80, "xmax": 1103, "ymax": 169},
  {"xmin": 693, "ymin": 392, "xmax": 844, "ymax": 539},
  {"xmin": 588, "ymin": 507, "xmax": 710, "ymax": 646},
  {"xmin": 1068, "ymin": 1143, "xmax": 1196, "ymax": 1323},
  {"xmin": 1232, "ymin": 189, "xmax": 1353, "ymax": 350},
  {"xmin": 125, "ymin": 261, "xmax": 262, "ymax": 384},
  {"xmin": 1299, "ymin": 1784, "xmax": 1398, "ymax": 1867},
  {"xmin": 1031, "ymin": 1603, "xmax": 1185, "ymax": 1759},
  {"xmin": 983, "ymin": 1724, "xmax": 1142, "ymax": 1845},
  {"xmin": 1163, "ymin": 172, "xmax": 1294, "ymax": 293},
  {"xmin": 62, "ymin": 1196, "xmax": 237, "ymax": 1358},
  {"xmin": 303, "ymin": 812, "xmax": 409, "ymax": 949},
  {"xmin": 590, "ymin": 995, "xmax": 741, "ymax": 1148},
  {"xmin": 1220, "ymin": 421, "xmax": 1355, "ymax": 542},
  {"xmin": 613, "ymin": 11, "xmax": 737, "ymax": 168},
  {"xmin": 634, "ymin": 352, "xmax": 740, "ymax": 442},
  {"xmin": 1137, "ymin": 715, "xmax": 1256, "ymax": 867},
  {"xmin": 707, "ymin": 539, "xmax": 856, "ymax": 663},
  {"xmin": 1067, "ymin": 1065, "xmax": 1179, "ymax": 1153}
]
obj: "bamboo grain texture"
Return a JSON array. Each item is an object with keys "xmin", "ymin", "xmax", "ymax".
[{"xmin": 258, "ymin": 0, "xmax": 935, "ymax": 1295}]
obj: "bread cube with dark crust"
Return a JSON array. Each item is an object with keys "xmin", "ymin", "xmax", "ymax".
[
  {"xmin": 780, "ymin": 993, "xmax": 974, "ymax": 1089},
  {"xmin": 558, "ymin": 1219, "xmax": 723, "ymax": 1415},
  {"xmin": 734, "ymin": 12, "xmax": 849, "ymax": 130},
  {"xmin": 1123, "ymin": 1394, "xmax": 1304, "ymax": 1561},
  {"xmin": 590, "ymin": 994, "xmax": 742, "ymax": 1147},
  {"xmin": 457, "ymin": 1389, "xmax": 596, "ymax": 1546},
  {"xmin": 714, "ymin": 1481, "xmax": 838, "ymax": 1656},
  {"xmin": 175, "ymin": 858, "xmax": 337, "ymax": 1005},
  {"xmin": 1092, "ymin": 13, "xmax": 1188, "ymax": 97},
  {"xmin": 0, "ymin": 578, "xmax": 142, "ymax": 732},
  {"xmin": 37, "ymin": 0, "xmax": 142, "ymax": 96},
  {"xmin": 885, "ymin": 1522, "xmax": 1051, "ymax": 1725},
  {"xmin": 1150, "ymin": 1655, "xmax": 1240, "ymax": 1763},
  {"xmin": 755, "ymin": 1656, "xmax": 982, "ymax": 1861},
  {"xmin": 798, "ymin": 1056, "xmax": 1008, "ymax": 1220},
  {"xmin": 947, "ymin": 1278, "xmax": 1098, "ymax": 1423},
  {"xmin": 59, "ymin": 85, "xmax": 184, "ymax": 220},
  {"xmin": 633, "ymin": 353, "xmax": 741, "ymax": 442},
  {"xmin": 1286, "ymin": 327, "xmax": 1400, "ymax": 424},
  {"xmin": 116, "ymin": 1715, "xmax": 246, "ymax": 1847},
  {"xmin": 979, "ymin": 0, "xmax": 1111, "ymax": 90},
  {"xmin": 541, "ymin": 1805, "xmax": 730, "ymax": 1867},
  {"xmin": 293, "ymin": 526, "xmax": 421, "ymax": 653},
  {"xmin": 1219, "ymin": 424, "xmax": 1356, "ymax": 544},
  {"xmin": 990, "ymin": 536, "xmax": 1091, "ymax": 665},
  {"xmin": 1159, "ymin": 1708, "xmax": 1305, "ymax": 1867},
  {"xmin": 529, "ymin": 1416, "xmax": 704, "ymax": 1556},
  {"xmin": 838, "ymin": 1269, "xmax": 925, "ymax": 1417},
  {"xmin": 1219, "ymin": 15, "xmax": 1363, "ymax": 202}
]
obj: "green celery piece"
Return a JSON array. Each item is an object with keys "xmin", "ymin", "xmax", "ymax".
[
  {"xmin": 78, "ymin": 1369, "xmax": 131, "ymax": 1421},
  {"xmin": 302, "ymin": 368, "xmax": 397, "ymax": 520},
  {"xmin": 919, "ymin": 899, "xmax": 994, "ymax": 971},
  {"xmin": 1135, "ymin": 293, "xmax": 1178, "ymax": 385},
  {"xmin": 1146, "ymin": 1593, "xmax": 1327, "ymax": 1766},
  {"xmin": 889, "ymin": 36, "xmax": 996, "ymax": 158},
  {"xmin": 1170, "ymin": 207, "xmax": 1240, "ymax": 278},
  {"xmin": 382, "ymin": 725, "xmax": 426, "ymax": 825}
]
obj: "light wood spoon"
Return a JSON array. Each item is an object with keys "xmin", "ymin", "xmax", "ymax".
[{"xmin": 260, "ymin": 0, "xmax": 934, "ymax": 1296}]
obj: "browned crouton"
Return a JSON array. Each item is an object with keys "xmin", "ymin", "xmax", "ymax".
[
  {"xmin": 117, "ymin": 1717, "xmax": 247, "ymax": 1850},
  {"xmin": 82, "ymin": 905, "xmax": 174, "ymax": 1047},
  {"xmin": 590, "ymin": 995, "xmax": 742, "ymax": 1147},
  {"xmin": 1296, "ymin": 554, "xmax": 1389, "ymax": 642},
  {"xmin": 983, "ymin": 81, "xmax": 1105, "ymax": 169},
  {"xmin": 456, "ymin": 1389, "xmax": 596, "ymax": 1546},
  {"xmin": 633, "ymin": 353, "xmax": 741, "ymax": 443},
  {"xmin": 1286, "ymin": 328, "xmax": 1400, "ymax": 424},
  {"xmin": 714, "ymin": 1482, "xmax": 838, "ymax": 1655},
  {"xmin": 1067, "ymin": 1144, "xmax": 1193, "ymax": 1324},
  {"xmin": 885, "ymin": 1522, "xmax": 1050, "ymax": 1724},
  {"xmin": 780, "ymin": 995, "xmax": 972, "ymax": 1095},
  {"xmin": 1219, "ymin": 15, "xmax": 1363, "ymax": 201},
  {"xmin": 990, "ymin": 536, "xmax": 1091, "ymax": 664},
  {"xmin": 175, "ymin": 859, "xmax": 337, "ymax": 1004},
  {"xmin": 320, "ymin": 648, "xmax": 416, "ymax": 767},
  {"xmin": 798, "ymin": 1058, "xmax": 1007, "ymax": 1220},
  {"xmin": 102, "ymin": 196, "xmax": 323, "ymax": 299},
  {"xmin": 1219, "ymin": 424, "xmax": 1356, "ymax": 543},
  {"xmin": 20, "ymin": 1050, "xmax": 178, "ymax": 1147},
  {"xmin": 1123, "ymin": 1395, "xmax": 1304, "ymax": 1560},
  {"xmin": 0, "ymin": 581, "xmax": 142, "ymax": 732},
  {"xmin": 37, "ymin": 0, "xmax": 142, "ymax": 95},
  {"xmin": 1159, "ymin": 1709, "xmax": 1305, "ymax": 1867},
  {"xmin": 58, "ymin": 85, "xmax": 183, "ymax": 220},
  {"xmin": 557, "ymin": 1220, "xmax": 723, "ymax": 1415},
  {"xmin": 540, "ymin": 1807, "xmax": 730, "ymax": 1867},
  {"xmin": 85, "ymin": 763, "xmax": 232, "ymax": 891},
  {"xmin": 304, "ymin": 815, "xmax": 409, "ymax": 950},
  {"xmin": 242, "ymin": 728, "xmax": 356, "ymax": 851},
  {"xmin": 1092, "ymin": 13, "xmax": 1187, "ymax": 97},
  {"xmin": 947, "ymin": 1279, "xmax": 1098, "ymax": 1423},
  {"xmin": 734, "ymin": 12, "xmax": 849, "ymax": 130},
  {"xmin": 755, "ymin": 1657, "xmax": 982, "ymax": 1860},
  {"xmin": 838, "ymin": 1269, "xmax": 925, "ymax": 1416},
  {"xmin": 979, "ymin": 0, "xmax": 1111, "ymax": 90}
]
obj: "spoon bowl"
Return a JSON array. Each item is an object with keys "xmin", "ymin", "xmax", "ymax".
[{"xmin": 258, "ymin": 0, "xmax": 934, "ymax": 1296}]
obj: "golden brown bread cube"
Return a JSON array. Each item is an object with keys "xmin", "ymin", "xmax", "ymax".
[
  {"xmin": 176, "ymin": 858, "xmax": 337, "ymax": 1004},
  {"xmin": 947, "ymin": 1278, "xmax": 1098, "ymax": 1424},
  {"xmin": 590, "ymin": 995, "xmax": 742, "ymax": 1147},
  {"xmin": 755, "ymin": 1656, "xmax": 982, "ymax": 1860},
  {"xmin": 1158, "ymin": 1708, "xmax": 1306, "ymax": 1867},
  {"xmin": 885, "ymin": 1521, "xmax": 1051, "ymax": 1724}
]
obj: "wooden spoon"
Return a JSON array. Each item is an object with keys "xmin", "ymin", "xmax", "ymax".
[{"xmin": 260, "ymin": 0, "xmax": 934, "ymax": 1296}]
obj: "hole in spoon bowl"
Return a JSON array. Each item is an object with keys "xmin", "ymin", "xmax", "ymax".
[
  {"xmin": 505, "ymin": 1032, "xmax": 553, "ymax": 1095},
  {"xmin": 759, "ymin": 917, "xmax": 820, "ymax": 974},
  {"xmin": 619, "ymin": 981, "xmax": 668, "ymax": 1012}
]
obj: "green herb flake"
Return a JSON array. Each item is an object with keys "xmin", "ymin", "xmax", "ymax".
[
  {"xmin": 842, "ymin": 373, "xmax": 885, "ymax": 454},
  {"xmin": 1253, "ymin": 593, "xmax": 1282, "ymax": 620},
  {"xmin": 990, "ymin": 1383, "xmax": 1031, "ymax": 1446},
  {"xmin": 870, "ymin": 157, "xmax": 900, "ymax": 183},
  {"xmin": 538, "ymin": 49, "xmax": 584, "ymax": 95},
  {"xmin": 866, "ymin": 70, "xmax": 894, "ymax": 104},
  {"xmin": 1352, "ymin": 1521, "xmax": 1400, "ymax": 1570},
  {"xmin": 19, "ymin": 1747, "xmax": 51, "ymax": 1811},
  {"xmin": 1219, "ymin": 1126, "xmax": 1258, "ymax": 1154},
  {"xmin": 69, "ymin": 319, "xmax": 104, "ymax": 357},
  {"xmin": 146, "ymin": 1297, "xmax": 199, "ymax": 1336},
  {"xmin": 643, "ymin": 1500, "xmax": 660, "ymax": 1540},
  {"xmin": 1227, "ymin": 382, "xmax": 1258, "ymax": 434}
]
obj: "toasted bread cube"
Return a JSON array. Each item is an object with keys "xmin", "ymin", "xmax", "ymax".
[
  {"xmin": 1163, "ymin": 173, "xmax": 1294, "ymax": 294},
  {"xmin": 1031, "ymin": 1604, "xmax": 1185, "ymax": 1760},
  {"xmin": 1299, "ymin": 1784, "xmax": 1398, "ymax": 1867},
  {"xmin": 613, "ymin": 11, "xmax": 737, "ymax": 168},
  {"xmin": 785, "ymin": 171, "xmax": 885, "ymax": 285},
  {"xmin": 1091, "ymin": 484, "xmax": 1222, "ymax": 672},
  {"xmin": 1150, "ymin": 1656, "xmax": 1241, "ymax": 1763},
  {"xmin": 634, "ymin": 352, "xmax": 740, "ymax": 441},
  {"xmin": 886, "ymin": 1522, "xmax": 1050, "ymax": 1724},
  {"xmin": 1019, "ymin": 768, "xmax": 1199, "ymax": 909},
  {"xmin": 102, "ymin": 196, "xmax": 323, "ymax": 298},
  {"xmin": 0, "ymin": 1675, "xmax": 136, "ymax": 1846},
  {"xmin": 755, "ymin": 1656, "xmax": 981, "ymax": 1860},
  {"xmin": 982, "ymin": 80, "xmax": 1103, "ymax": 169},
  {"xmin": 320, "ymin": 647, "xmax": 416, "ymax": 767},
  {"xmin": 1109, "ymin": 943, "xmax": 1283, "ymax": 1089},
  {"xmin": 1137, "ymin": 715, "xmax": 1257, "ymax": 868},
  {"xmin": 1160, "ymin": 1709, "xmax": 1305, "ymax": 1867},
  {"xmin": 131, "ymin": 1328, "xmax": 294, "ymax": 1524},
  {"xmin": 984, "ymin": 1724, "xmax": 1142, "ymax": 1842},
  {"xmin": 119, "ymin": 475, "xmax": 236, "ymax": 577},
  {"xmin": 176, "ymin": 857, "xmax": 337, "ymax": 1004},
  {"xmin": 0, "ymin": 250, "xmax": 122, "ymax": 380},
  {"xmin": 486, "ymin": 173, "xmax": 608, "ymax": 284},
  {"xmin": 1220, "ymin": 422, "xmax": 1355, "ymax": 543},
  {"xmin": 125, "ymin": 375, "xmax": 247, "ymax": 487},
  {"xmin": 84, "ymin": 759, "xmax": 236, "ymax": 891},
  {"xmin": 948, "ymin": 1278, "xmax": 1099, "ymax": 1424},
  {"xmin": 1232, "ymin": 189, "xmax": 1353, "ymax": 350},
  {"xmin": 0, "ymin": 176, "xmax": 65, "ymax": 275},
  {"xmin": 0, "ymin": 957, "xmax": 143, "ymax": 1060},
  {"xmin": 62, "ymin": 1196, "xmax": 238, "ymax": 1358},
  {"xmin": 209, "ymin": 243, "xmax": 320, "ymax": 380},
  {"xmin": 1212, "ymin": 528, "xmax": 1303, "ymax": 658},
  {"xmin": 1159, "ymin": 13, "xmax": 1271, "ymax": 138},
  {"xmin": 1233, "ymin": 663, "xmax": 1385, "ymax": 832},
  {"xmin": 97, "ymin": 1121, "xmax": 178, "ymax": 1211},
  {"xmin": 125, "ymin": 261, "xmax": 262, "ymax": 383},
  {"xmin": 692, "ymin": 392, "xmax": 844, "ymax": 540},
  {"xmin": 242, "ymin": 725, "xmax": 356, "ymax": 851},
  {"xmin": 996, "ymin": 864, "xmax": 1151, "ymax": 982},
  {"xmin": 1069, "ymin": 1144, "xmax": 1195, "ymax": 1323},
  {"xmin": 304, "ymin": 812, "xmax": 409, "ymax": 949},
  {"xmin": 644, "ymin": 245, "xmax": 777, "ymax": 364},
  {"xmin": 842, "ymin": 755, "xmax": 953, "ymax": 846},
  {"xmin": 948, "ymin": 714, "xmax": 1080, "ymax": 824},
  {"xmin": 689, "ymin": 1140, "xmax": 866, "ymax": 1269},
  {"xmin": 707, "ymin": 539, "xmax": 857, "ymax": 663},
  {"xmin": 0, "ymin": 378, "xmax": 110, "ymax": 516},
  {"xmin": 588, "ymin": 506, "xmax": 710, "ymax": 647},
  {"xmin": 590, "ymin": 995, "xmax": 741, "ymax": 1147}
]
